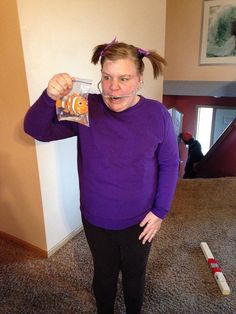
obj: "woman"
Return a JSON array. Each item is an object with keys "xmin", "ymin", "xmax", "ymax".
[{"xmin": 24, "ymin": 39, "xmax": 179, "ymax": 314}]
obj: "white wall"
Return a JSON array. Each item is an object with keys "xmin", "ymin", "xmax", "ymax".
[{"xmin": 17, "ymin": 0, "xmax": 166, "ymax": 251}]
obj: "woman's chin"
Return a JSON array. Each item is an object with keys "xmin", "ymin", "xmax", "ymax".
[
  {"xmin": 105, "ymin": 99, "xmax": 128, "ymax": 112},
  {"xmin": 103, "ymin": 95, "xmax": 139, "ymax": 112}
]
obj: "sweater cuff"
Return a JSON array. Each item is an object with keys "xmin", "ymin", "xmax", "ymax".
[
  {"xmin": 42, "ymin": 89, "xmax": 56, "ymax": 107},
  {"xmin": 151, "ymin": 207, "xmax": 168, "ymax": 220}
]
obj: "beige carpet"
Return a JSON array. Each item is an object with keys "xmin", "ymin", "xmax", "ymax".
[{"xmin": 0, "ymin": 177, "xmax": 236, "ymax": 313}]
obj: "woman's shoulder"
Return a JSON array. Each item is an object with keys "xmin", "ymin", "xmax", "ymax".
[
  {"xmin": 88, "ymin": 93, "xmax": 102, "ymax": 102},
  {"xmin": 141, "ymin": 95, "xmax": 166, "ymax": 107},
  {"xmin": 141, "ymin": 96, "xmax": 170, "ymax": 116}
]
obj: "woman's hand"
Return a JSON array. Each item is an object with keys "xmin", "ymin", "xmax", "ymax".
[
  {"xmin": 139, "ymin": 211, "xmax": 163, "ymax": 245},
  {"xmin": 47, "ymin": 73, "xmax": 73, "ymax": 100}
]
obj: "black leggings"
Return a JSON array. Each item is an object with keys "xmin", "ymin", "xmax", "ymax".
[{"xmin": 82, "ymin": 217, "xmax": 152, "ymax": 314}]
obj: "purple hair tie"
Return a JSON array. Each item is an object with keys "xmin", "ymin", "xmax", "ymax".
[
  {"xmin": 137, "ymin": 48, "xmax": 150, "ymax": 57},
  {"xmin": 100, "ymin": 37, "xmax": 118, "ymax": 58}
]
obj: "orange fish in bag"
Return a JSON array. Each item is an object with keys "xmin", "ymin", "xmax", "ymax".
[{"xmin": 56, "ymin": 78, "xmax": 92, "ymax": 126}]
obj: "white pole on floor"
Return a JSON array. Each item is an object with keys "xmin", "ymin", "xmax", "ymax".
[{"xmin": 200, "ymin": 242, "xmax": 230, "ymax": 295}]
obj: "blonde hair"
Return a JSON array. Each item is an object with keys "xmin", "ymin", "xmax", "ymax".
[{"xmin": 91, "ymin": 42, "xmax": 167, "ymax": 78}]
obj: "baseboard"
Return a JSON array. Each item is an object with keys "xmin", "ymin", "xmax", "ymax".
[
  {"xmin": 0, "ymin": 230, "xmax": 48, "ymax": 258},
  {"xmin": 47, "ymin": 226, "xmax": 83, "ymax": 257},
  {"xmin": 0, "ymin": 227, "xmax": 83, "ymax": 258}
]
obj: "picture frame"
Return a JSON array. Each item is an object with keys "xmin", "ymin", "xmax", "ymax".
[
  {"xmin": 200, "ymin": 0, "xmax": 236, "ymax": 64},
  {"xmin": 168, "ymin": 108, "xmax": 183, "ymax": 137}
]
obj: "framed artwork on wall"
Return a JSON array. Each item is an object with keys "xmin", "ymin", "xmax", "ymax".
[
  {"xmin": 168, "ymin": 108, "xmax": 183, "ymax": 137},
  {"xmin": 200, "ymin": 0, "xmax": 236, "ymax": 64}
]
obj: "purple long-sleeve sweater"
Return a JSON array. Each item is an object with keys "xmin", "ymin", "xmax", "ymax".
[{"xmin": 24, "ymin": 90, "xmax": 179, "ymax": 230}]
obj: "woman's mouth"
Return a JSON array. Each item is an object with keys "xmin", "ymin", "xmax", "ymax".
[
  {"xmin": 110, "ymin": 96, "xmax": 122, "ymax": 99},
  {"xmin": 109, "ymin": 96, "xmax": 124, "ymax": 103}
]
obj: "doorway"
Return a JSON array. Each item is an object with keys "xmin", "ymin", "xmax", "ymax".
[{"xmin": 196, "ymin": 106, "xmax": 236, "ymax": 154}]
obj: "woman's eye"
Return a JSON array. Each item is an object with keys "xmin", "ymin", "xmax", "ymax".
[
  {"xmin": 103, "ymin": 75, "xmax": 110, "ymax": 80},
  {"xmin": 120, "ymin": 77, "xmax": 129, "ymax": 82}
]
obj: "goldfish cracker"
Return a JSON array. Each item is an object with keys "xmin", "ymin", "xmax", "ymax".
[
  {"xmin": 56, "ymin": 99, "xmax": 63, "ymax": 108},
  {"xmin": 65, "ymin": 95, "xmax": 73, "ymax": 113},
  {"xmin": 56, "ymin": 77, "xmax": 91, "ymax": 127},
  {"xmin": 72, "ymin": 94, "xmax": 88, "ymax": 115}
]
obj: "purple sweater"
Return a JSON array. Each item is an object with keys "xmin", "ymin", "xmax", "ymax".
[{"xmin": 24, "ymin": 90, "xmax": 179, "ymax": 230}]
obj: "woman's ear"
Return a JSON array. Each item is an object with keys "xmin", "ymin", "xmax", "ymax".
[{"xmin": 139, "ymin": 76, "xmax": 144, "ymax": 89}]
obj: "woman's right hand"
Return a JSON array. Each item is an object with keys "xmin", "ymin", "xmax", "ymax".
[{"xmin": 47, "ymin": 73, "xmax": 73, "ymax": 100}]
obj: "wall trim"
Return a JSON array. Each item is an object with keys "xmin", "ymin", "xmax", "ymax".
[
  {"xmin": 0, "ymin": 230, "xmax": 48, "ymax": 258},
  {"xmin": 0, "ymin": 227, "xmax": 83, "ymax": 258},
  {"xmin": 164, "ymin": 80, "xmax": 236, "ymax": 97},
  {"xmin": 47, "ymin": 226, "xmax": 83, "ymax": 257}
]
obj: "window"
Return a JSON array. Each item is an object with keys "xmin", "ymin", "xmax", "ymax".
[
  {"xmin": 196, "ymin": 106, "xmax": 236, "ymax": 155},
  {"xmin": 196, "ymin": 107, "xmax": 213, "ymax": 155}
]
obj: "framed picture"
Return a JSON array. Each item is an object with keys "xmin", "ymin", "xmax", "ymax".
[
  {"xmin": 200, "ymin": 0, "xmax": 236, "ymax": 64},
  {"xmin": 168, "ymin": 108, "xmax": 183, "ymax": 137}
]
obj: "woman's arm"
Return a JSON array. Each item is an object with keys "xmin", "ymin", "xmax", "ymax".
[
  {"xmin": 24, "ymin": 73, "xmax": 78, "ymax": 142},
  {"xmin": 139, "ymin": 111, "xmax": 179, "ymax": 244}
]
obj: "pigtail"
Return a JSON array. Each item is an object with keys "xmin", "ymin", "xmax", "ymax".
[
  {"xmin": 91, "ymin": 44, "xmax": 107, "ymax": 65},
  {"xmin": 91, "ymin": 39, "xmax": 167, "ymax": 79},
  {"xmin": 145, "ymin": 50, "xmax": 167, "ymax": 78}
]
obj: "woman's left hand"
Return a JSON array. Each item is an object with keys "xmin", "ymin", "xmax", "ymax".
[{"xmin": 139, "ymin": 211, "xmax": 163, "ymax": 244}]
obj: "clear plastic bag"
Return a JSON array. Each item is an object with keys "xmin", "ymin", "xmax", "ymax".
[{"xmin": 56, "ymin": 78, "xmax": 92, "ymax": 127}]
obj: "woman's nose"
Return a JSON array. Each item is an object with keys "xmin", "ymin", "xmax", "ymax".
[{"xmin": 110, "ymin": 79, "xmax": 120, "ymax": 90}]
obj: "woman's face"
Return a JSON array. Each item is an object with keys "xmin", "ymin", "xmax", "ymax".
[{"xmin": 101, "ymin": 58, "xmax": 142, "ymax": 112}]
